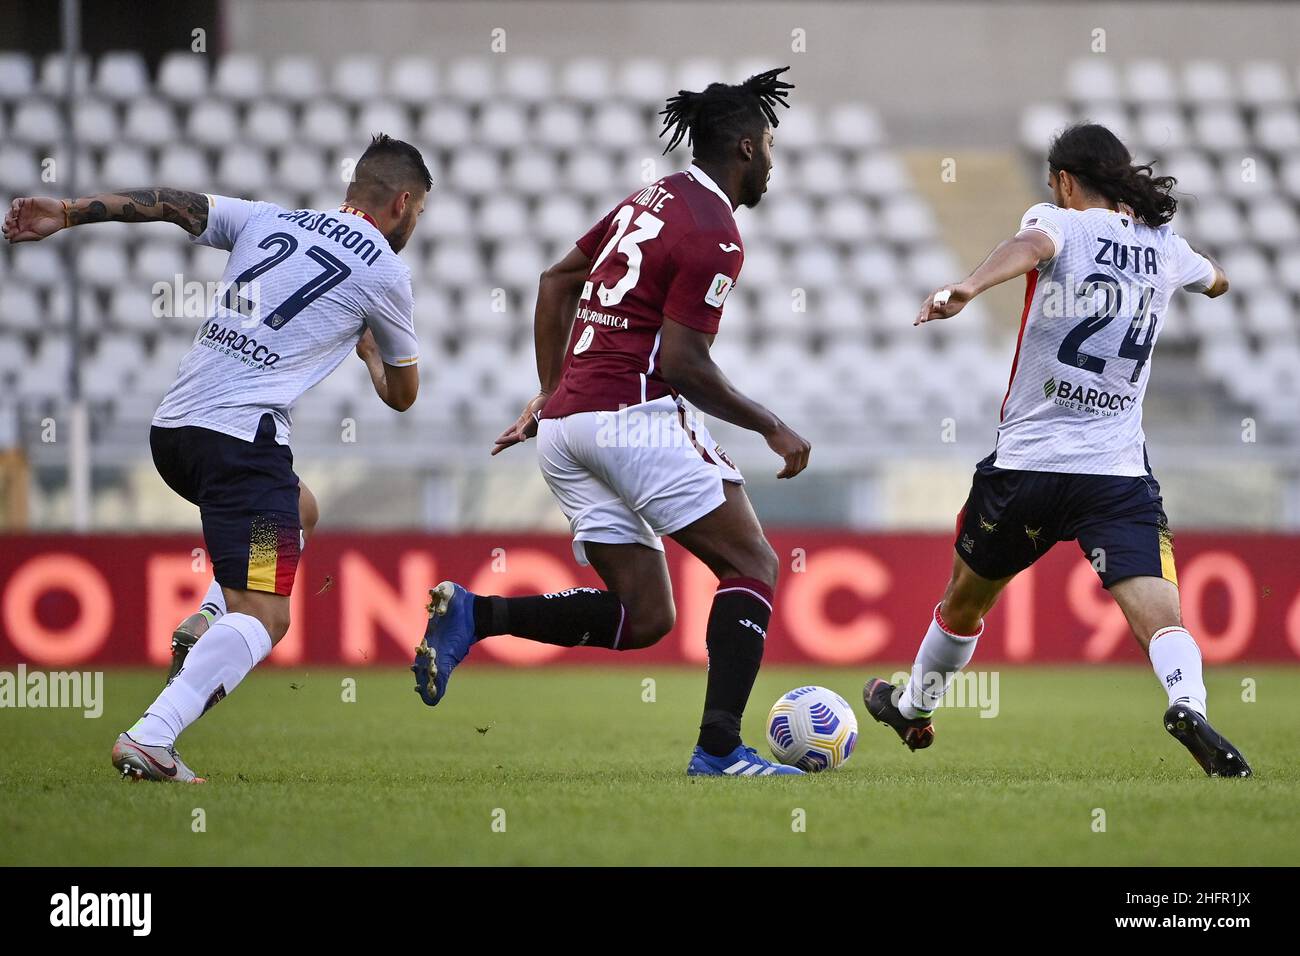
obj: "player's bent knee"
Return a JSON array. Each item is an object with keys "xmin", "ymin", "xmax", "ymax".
[
  {"xmin": 622, "ymin": 606, "xmax": 675, "ymax": 650},
  {"xmin": 721, "ymin": 538, "xmax": 779, "ymax": 589}
]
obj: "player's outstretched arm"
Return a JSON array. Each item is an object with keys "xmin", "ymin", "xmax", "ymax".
[
  {"xmin": 492, "ymin": 245, "xmax": 591, "ymax": 455},
  {"xmin": 3, "ymin": 188, "xmax": 210, "ymax": 243},
  {"xmin": 916, "ymin": 228, "xmax": 1056, "ymax": 325},
  {"xmin": 659, "ymin": 320, "xmax": 810, "ymax": 479}
]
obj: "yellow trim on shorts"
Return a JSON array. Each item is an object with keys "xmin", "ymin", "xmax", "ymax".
[
  {"xmin": 1158, "ymin": 525, "xmax": 1178, "ymax": 586},
  {"xmin": 246, "ymin": 516, "xmax": 279, "ymax": 593}
]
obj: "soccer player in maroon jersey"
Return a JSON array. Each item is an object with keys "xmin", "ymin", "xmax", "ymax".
[{"xmin": 411, "ymin": 68, "xmax": 812, "ymax": 776}]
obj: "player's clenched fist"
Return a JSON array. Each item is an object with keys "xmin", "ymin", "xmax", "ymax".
[
  {"xmin": 3, "ymin": 196, "xmax": 66, "ymax": 243},
  {"xmin": 764, "ymin": 419, "xmax": 810, "ymax": 479}
]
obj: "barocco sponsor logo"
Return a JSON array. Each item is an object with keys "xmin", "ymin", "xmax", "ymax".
[
  {"xmin": 1044, "ymin": 376, "xmax": 1134, "ymax": 417},
  {"xmin": 199, "ymin": 320, "xmax": 282, "ymax": 369}
]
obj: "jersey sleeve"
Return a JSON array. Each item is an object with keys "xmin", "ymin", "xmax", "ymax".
[
  {"xmin": 1018, "ymin": 203, "xmax": 1068, "ymax": 261},
  {"xmin": 575, "ymin": 208, "xmax": 615, "ymax": 259},
  {"xmin": 1170, "ymin": 234, "xmax": 1216, "ymax": 293},
  {"xmin": 662, "ymin": 231, "xmax": 740, "ymax": 335},
  {"xmin": 365, "ymin": 272, "xmax": 419, "ymax": 367},
  {"xmin": 191, "ymin": 194, "xmax": 264, "ymax": 251}
]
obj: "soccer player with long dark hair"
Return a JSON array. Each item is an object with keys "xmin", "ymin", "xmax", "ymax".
[{"xmin": 863, "ymin": 123, "xmax": 1251, "ymax": 777}]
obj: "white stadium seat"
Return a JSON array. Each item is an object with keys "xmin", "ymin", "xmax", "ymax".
[
  {"xmin": 123, "ymin": 98, "xmax": 179, "ymax": 146},
  {"xmin": 1066, "ymin": 59, "xmax": 1121, "ymax": 104},
  {"xmin": 100, "ymin": 145, "xmax": 154, "ymax": 185},
  {"xmin": 94, "ymin": 51, "xmax": 149, "ymax": 101},
  {"xmin": 11, "ymin": 98, "xmax": 62, "ymax": 144},
  {"xmin": 269, "ymin": 56, "xmax": 325, "ymax": 103},
  {"xmin": 617, "ymin": 59, "xmax": 669, "ymax": 105},
  {"xmin": 502, "ymin": 57, "xmax": 554, "ymax": 104},
  {"xmin": 1137, "ymin": 106, "xmax": 1190, "ymax": 153},
  {"xmin": 419, "ymin": 101, "xmax": 472, "ymax": 146},
  {"xmin": 592, "ymin": 103, "xmax": 643, "ymax": 149},
  {"xmin": 826, "ymin": 103, "xmax": 884, "ymax": 150},
  {"xmin": 244, "ymin": 100, "xmax": 294, "ymax": 147},
  {"xmin": 388, "ymin": 56, "xmax": 439, "ymax": 104},
  {"xmin": 478, "ymin": 101, "xmax": 529, "ymax": 148},
  {"xmin": 0, "ymin": 283, "xmax": 42, "ymax": 333},
  {"xmin": 333, "ymin": 55, "xmax": 385, "ymax": 104},
  {"xmin": 1238, "ymin": 60, "xmax": 1293, "ymax": 107},
  {"xmin": 274, "ymin": 145, "xmax": 328, "ymax": 193},
  {"xmin": 357, "ymin": 100, "xmax": 413, "ymax": 141},
  {"xmin": 821, "ymin": 197, "xmax": 876, "ymax": 244},
  {"xmin": 1254, "ymin": 106, "xmax": 1300, "ymax": 155},
  {"xmin": 445, "ymin": 57, "xmax": 495, "ymax": 103},
  {"xmin": 39, "ymin": 51, "xmax": 89, "ymax": 96},
  {"xmin": 186, "ymin": 99, "xmax": 239, "ymax": 148},
  {"xmin": 212, "ymin": 53, "xmax": 264, "ymax": 102},
  {"xmin": 300, "ymin": 100, "xmax": 350, "ymax": 146},
  {"xmin": 1021, "ymin": 103, "xmax": 1072, "ymax": 151},
  {"xmin": 1126, "ymin": 60, "xmax": 1178, "ymax": 106},
  {"xmin": 157, "ymin": 144, "xmax": 210, "ymax": 188},
  {"xmin": 1181, "ymin": 61, "xmax": 1235, "ymax": 106},
  {"xmin": 156, "ymin": 52, "xmax": 208, "ymax": 102},
  {"xmin": 0, "ymin": 52, "xmax": 35, "ymax": 100}
]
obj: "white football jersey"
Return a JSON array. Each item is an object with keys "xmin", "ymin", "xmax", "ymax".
[
  {"xmin": 153, "ymin": 195, "xmax": 418, "ymax": 444},
  {"xmin": 992, "ymin": 203, "xmax": 1215, "ymax": 476}
]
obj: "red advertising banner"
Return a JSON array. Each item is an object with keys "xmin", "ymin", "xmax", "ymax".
[{"xmin": 1, "ymin": 532, "xmax": 1298, "ymax": 666}]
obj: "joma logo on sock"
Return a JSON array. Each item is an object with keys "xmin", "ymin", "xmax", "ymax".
[
  {"xmin": 1165, "ymin": 668, "xmax": 1183, "ymax": 688},
  {"xmin": 739, "ymin": 618, "xmax": 767, "ymax": 639},
  {"xmin": 49, "ymin": 886, "xmax": 151, "ymax": 936}
]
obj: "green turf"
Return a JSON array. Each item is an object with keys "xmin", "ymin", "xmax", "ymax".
[{"xmin": 1, "ymin": 665, "xmax": 1297, "ymax": 866}]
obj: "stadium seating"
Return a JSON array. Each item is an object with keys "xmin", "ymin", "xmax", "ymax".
[
  {"xmin": 1023, "ymin": 57, "xmax": 1300, "ymax": 428},
  {"xmin": 2, "ymin": 50, "xmax": 1296, "ymax": 503},
  {"xmin": 0, "ymin": 50, "xmax": 1002, "ymax": 461}
]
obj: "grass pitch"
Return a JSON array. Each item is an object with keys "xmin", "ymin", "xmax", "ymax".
[{"xmin": 2, "ymin": 665, "xmax": 1297, "ymax": 866}]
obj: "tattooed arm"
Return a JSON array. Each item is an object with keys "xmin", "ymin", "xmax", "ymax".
[{"xmin": 2, "ymin": 188, "xmax": 210, "ymax": 243}]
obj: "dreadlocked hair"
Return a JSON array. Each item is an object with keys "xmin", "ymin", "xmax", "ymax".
[
  {"xmin": 658, "ymin": 66, "xmax": 794, "ymax": 157},
  {"xmin": 1048, "ymin": 123, "xmax": 1178, "ymax": 226}
]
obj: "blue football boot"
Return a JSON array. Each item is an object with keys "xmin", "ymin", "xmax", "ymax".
[
  {"xmin": 412, "ymin": 581, "xmax": 477, "ymax": 707},
  {"xmin": 686, "ymin": 744, "xmax": 805, "ymax": 776}
]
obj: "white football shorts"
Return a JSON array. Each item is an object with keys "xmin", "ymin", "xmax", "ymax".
[{"xmin": 537, "ymin": 395, "xmax": 744, "ymax": 566}]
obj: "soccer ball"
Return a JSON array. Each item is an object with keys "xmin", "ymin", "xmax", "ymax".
[{"xmin": 766, "ymin": 686, "xmax": 858, "ymax": 772}]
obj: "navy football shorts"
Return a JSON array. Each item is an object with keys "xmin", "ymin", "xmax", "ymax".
[
  {"xmin": 953, "ymin": 452, "xmax": 1177, "ymax": 589},
  {"xmin": 150, "ymin": 413, "xmax": 302, "ymax": 596}
]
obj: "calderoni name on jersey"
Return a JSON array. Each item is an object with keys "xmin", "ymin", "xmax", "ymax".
[{"xmin": 276, "ymin": 209, "xmax": 386, "ymax": 266}]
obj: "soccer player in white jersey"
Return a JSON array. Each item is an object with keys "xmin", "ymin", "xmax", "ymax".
[
  {"xmin": 3, "ymin": 134, "xmax": 430, "ymax": 782},
  {"xmin": 862, "ymin": 123, "xmax": 1251, "ymax": 777}
]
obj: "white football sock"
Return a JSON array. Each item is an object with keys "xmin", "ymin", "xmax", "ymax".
[
  {"xmin": 1148, "ymin": 626, "xmax": 1207, "ymax": 717},
  {"xmin": 900, "ymin": 604, "xmax": 983, "ymax": 719},
  {"xmin": 198, "ymin": 579, "xmax": 226, "ymax": 624},
  {"xmin": 130, "ymin": 612, "xmax": 272, "ymax": 747}
]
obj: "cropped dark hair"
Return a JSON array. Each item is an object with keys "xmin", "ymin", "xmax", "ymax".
[
  {"xmin": 1048, "ymin": 123, "xmax": 1177, "ymax": 226},
  {"xmin": 352, "ymin": 133, "xmax": 433, "ymax": 196},
  {"xmin": 659, "ymin": 67, "xmax": 794, "ymax": 159}
]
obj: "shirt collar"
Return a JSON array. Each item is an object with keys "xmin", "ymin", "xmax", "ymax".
[{"xmin": 687, "ymin": 163, "xmax": 736, "ymax": 218}]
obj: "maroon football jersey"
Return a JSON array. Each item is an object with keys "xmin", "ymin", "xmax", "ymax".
[{"xmin": 541, "ymin": 165, "xmax": 744, "ymax": 419}]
